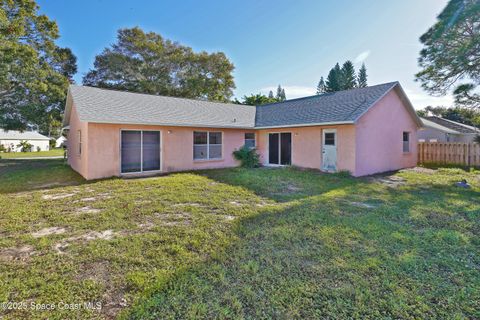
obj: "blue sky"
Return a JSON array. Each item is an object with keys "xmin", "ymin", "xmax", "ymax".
[{"xmin": 37, "ymin": 0, "xmax": 452, "ymax": 109}]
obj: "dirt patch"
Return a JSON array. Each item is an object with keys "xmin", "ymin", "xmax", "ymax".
[
  {"xmin": 402, "ymin": 167, "xmax": 436, "ymax": 174},
  {"xmin": 229, "ymin": 201, "xmax": 245, "ymax": 206},
  {"xmin": 349, "ymin": 201, "xmax": 377, "ymax": 209},
  {"xmin": 222, "ymin": 215, "xmax": 236, "ymax": 221},
  {"xmin": 286, "ymin": 184, "xmax": 302, "ymax": 192},
  {"xmin": 42, "ymin": 193, "xmax": 76, "ymax": 200},
  {"xmin": 79, "ymin": 197, "xmax": 97, "ymax": 202},
  {"xmin": 54, "ymin": 230, "xmax": 116, "ymax": 254},
  {"xmin": 154, "ymin": 212, "xmax": 192, "ymax": 226},
  {"xmin": 0, "ymin": 245, "xmax": 35, "ymax": 262},
  {"xmin": 172, "ymin": 203, "xmax": 203, "ymax": 207},
  {"xmin": 76, "ymin": 260, "xmax": 111, "ymax": 283},
  {"xmin": 371, "ymin": 175, "xmax": 405, "ymax": 188},
  {"xmin": 76, "ymin": 206, "xmax": 103, "ymax": 214},
  {"xmin": 32, "ymin": 227, "xmax": 66, "ymax": 238}
]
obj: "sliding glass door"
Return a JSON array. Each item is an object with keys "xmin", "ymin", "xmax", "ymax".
[
  {"xmin": 121, "ymin": 130, "xmax": 161, "ymax": 173},
  {"xmin": 268, "ymin": 132, "xmax": 291, "ymax": 165}
]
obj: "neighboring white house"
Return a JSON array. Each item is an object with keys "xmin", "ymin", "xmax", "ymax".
[
  {"xmin": 0, "ymin": 129, "xmax": 50, "ymax": 152},
  {"xmin": 418, "ymin": 116, "xmax": 479, "ymax": 143},
  {"xmin": 55, "ymin": 136, "xmax": 67, "ymax": 148}
]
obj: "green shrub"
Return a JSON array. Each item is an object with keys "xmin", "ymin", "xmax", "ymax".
[
  {"xmin": 233, "ymin": 145, "xmax": 260, "ymax": 168},
  {"xmin": 17, "ymin": 140, "xmax": 33, "ymax": 152}
]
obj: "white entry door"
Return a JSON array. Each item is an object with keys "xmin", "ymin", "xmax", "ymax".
[{"xmin": 322, "ymin": 129, "xmax": 337, "ymax": 172}]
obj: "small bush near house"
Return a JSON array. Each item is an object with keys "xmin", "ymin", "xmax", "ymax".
[
  {"xmin": 49, "ymin": 138, "xmax": 56, "ymax": 149},
  {"xmin": 474, "ymin": 135, "xmax": 480, "ymax": 143},
  {"xmin": 0, "ymin": 144, "xmax": 5, "ymax": 152},
  {"xmin": 233, "ymin": 145, "xmax": 260, "ymax": 167},
  {"xmin": 36, "ymin": 146, "xmax": 41, "ymax": 152},
  {"xmin": 17, "ymin": 140, "xmax": 33, "ymax": 152}
]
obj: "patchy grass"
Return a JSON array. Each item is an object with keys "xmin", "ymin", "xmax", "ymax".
[
  {"xmin": 0, "ymin": 149, "xmax": 64, "ymax": 159},
  {"xmin": 0, "ymin": 162, "xmax": 479, "ymax": 319}
]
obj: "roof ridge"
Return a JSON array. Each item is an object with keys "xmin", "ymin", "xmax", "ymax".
[{"xmin": 256, "ymin": 81, "xmax": 399, "ymax": 107}]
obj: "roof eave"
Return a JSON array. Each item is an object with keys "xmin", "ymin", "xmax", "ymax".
[{"xmin": 254, "ymin": 121, "xmax": 354, "ymax": 129}]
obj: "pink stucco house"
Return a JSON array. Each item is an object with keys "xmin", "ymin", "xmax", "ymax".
[{"xmin": 63, "ymin": 82, "xmax": 422, "ymax": 180}]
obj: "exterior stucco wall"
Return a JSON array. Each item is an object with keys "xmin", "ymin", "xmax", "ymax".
[
  {"xmin": 67, "ymin": 104, "xmax": 89, "ymax": 178},
  {"xmin": 355, "ymin": 90, "xmax": 418, "ymax": 176},
  {"xmin": 256, "ymin": 124, "xmax": 356, "ymax": 174},
  {"xmin": 83, "ymin": 123, "xmax": 254, "ymax": 180}
]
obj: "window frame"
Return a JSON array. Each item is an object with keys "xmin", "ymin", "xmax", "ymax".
[
  {"xmin": 244, "ymin": 132, "xmax": 256, "ymax": 149},
  {"xmin": 193, "ymin": 131, "xmax": 223, "ymax": 161},
  {"xmin": 77, "ymin": 130, "xmax": 82, "ymax": 155},
  {"xmin": 403, "ymin": 131, "xmax": 410, "ymax": 153}
]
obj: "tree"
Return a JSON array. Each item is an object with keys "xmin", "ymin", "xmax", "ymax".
[
  {"xmin": 316, "ymin": 77, "xmax": 326, "ymax": 94},
  {"xmin": 416, "ymin": 0, "xmax": 480, "ymax": 109},
  {"xmin": 357, "ymin": 63, "xmax": 368, "ymax": 88},
  {"xmin": 268, "ymin": 90, "xmax": 274, "ymax": 99},
  {"xmin": 275, "ymin": 85, "xmax": 286, "ymax": 101},
  {"xmin": 0, "ymin": 0, "xmax": 76, "ymax": 131},
  {"xmin": 241, "ymin": 93, "xmax": 278, "ymax": 106},
  {"xmin": 83, "ymin": 27, "xmax": 235, "ymax": 102},
  {"xmin": 341, "ymin": 60, "xmax": 356, "ymax": 89},
  {"xmin": 325, "ymin": 63, "xmax": 342, "ymax": 92}
]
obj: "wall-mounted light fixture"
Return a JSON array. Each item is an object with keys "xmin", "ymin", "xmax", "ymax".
[{"xmin": 167, "ymin": 130, "xmax": 172, "ymax": 134}]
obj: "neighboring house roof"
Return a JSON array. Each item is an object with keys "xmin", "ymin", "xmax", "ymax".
[
  {"xmin": 64, "ymin": 85, "xmax": 256, "ymax": 129},
  {"xmin": 64, "ymin": 82, "xmax": 422, "ymax": 129},
  {"xmin": 420, "ymin": 117, "xmax": 460, "ymax": 134},
  {"xmin": 254, "ymin": 82, "xmax": 422, "ymax": 128},
  {"xmin": 0, "ymin": 129, "xmax": 50, "ymax": 141},
  {"xmin": 423, "ymin": 116, "xmax": 479, "ymax": 134}
]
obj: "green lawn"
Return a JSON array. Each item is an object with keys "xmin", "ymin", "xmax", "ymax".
[
  {"xmin": 0, "ymin": 160, "xmax": 479, "ymax": 319},
  {"xmin": 0, "ymin": 149, "xmax": 64, "ymax": 159}
]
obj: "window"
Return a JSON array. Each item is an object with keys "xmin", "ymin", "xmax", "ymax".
[
  {"xmin": 324, "ymin": 132, "xmax": 335, "ymax": 145},
  {"xmin": 77, "ymin": 130, "xmax": 82, "ymax": 155},
  {"xmin": 194, "ymin": 131, "xmax": 222, "ymax": 160},
  {"xmin": 403, "ymin": 132, "xmax": 410, "ymax": 152},
  {"xmin": 245, "ymin": 133, "xmax": 256, "ymax": 149}
]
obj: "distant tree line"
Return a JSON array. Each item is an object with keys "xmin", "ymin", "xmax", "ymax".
[
  {"xmin": 236, "ymin": 85, "xmax": 286, "ymax": 106},
  {"xmin": 316, "ymin": 61, "xmax": 368, "ymax": 94}
]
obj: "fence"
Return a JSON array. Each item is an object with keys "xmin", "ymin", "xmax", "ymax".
[{"xmin": 418, "ymin": 142, "xmax": 480, "ymax": 166}]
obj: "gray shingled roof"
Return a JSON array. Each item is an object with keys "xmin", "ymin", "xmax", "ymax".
[
  {"xmin": 424, "ymin": 116, "xmax": 479, "ymax": 134},
  {"xmin": 255, "ymin": 82, "xmax": 399, "ymax": 127},
  {"xmin": 0, "ymin": 129, "xmax": 50, "ymax": 140},
  {"xmin": 66, "ymin": 82, "xmax": 420, "ymax": 129},
  {"xmin": 67, "ymin": 85, "xmax": 256, "ymax": 128}
]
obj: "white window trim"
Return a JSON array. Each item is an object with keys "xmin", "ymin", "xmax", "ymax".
[
  {"xmin": 77, "ymin": 130, "xmax": 82, "ymax": 156},
  {"xmin": 193, "ymin": 131, "xmax": 223, "ymax": 161}
]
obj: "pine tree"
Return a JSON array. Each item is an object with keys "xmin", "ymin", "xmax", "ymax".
[
  {"xmin": 357, "ymin": 63, "xmax": 368, "ymax": 88},
  {"xmin": 341, "ymin": 60, "xmax": 356, "ymax": 89},
  {"xmin": 325, "ymin": 63, "xmax": 342, "ymax": 92},
  {"xmin": 268, "ymin": 90, "xmax": 274, "ymax": 99},
  {"xmin": 316, "ymin": 77, "xmax": 326, "ymax": 94},
  {"xmin": 280, "ymin": 88, "xmax": 286, "ymax": 101},
  {"xmin": 276, "ymin": 85, "xmax": 282, "ymax": 100}
]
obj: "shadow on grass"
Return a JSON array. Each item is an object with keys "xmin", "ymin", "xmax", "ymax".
[
  {"xmin": 125, "ymin": 170, "xmax": 479, "ymax": 319},
  {"xmin": 0, "ymin": 158, "xmax": 86, "ymax": 194}
]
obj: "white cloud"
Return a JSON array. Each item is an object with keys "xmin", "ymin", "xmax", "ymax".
[
  {"xmin": 403, "ymin": 88, "xmax": 454, "ymax": 109},
  {"xmin": 354, "ymin": 50, "xmax": 370, "ymax": 63},
  {"xmin": 260, "ymin": 85, "xmax": 316, "ymax": 100}
]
